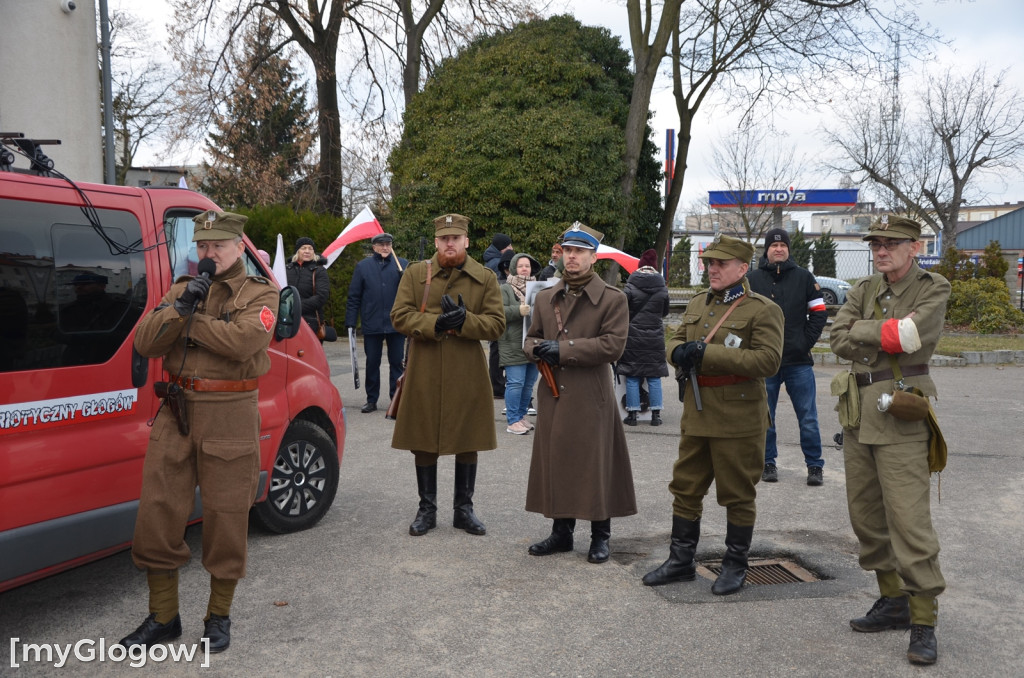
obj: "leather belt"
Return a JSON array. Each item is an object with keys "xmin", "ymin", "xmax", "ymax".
[
  {"xmin": 170, "ymin": 375, "xmax": 259, "ymax": 392},
  {"xmin": 696, "ymin": 374, "xmax": 753, "ymax": 387},
  {"xmin": 855, "ymin": 364, "xmax": 929, "ymax": 387}
]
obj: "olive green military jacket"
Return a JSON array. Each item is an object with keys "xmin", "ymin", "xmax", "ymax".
[
  {"xmin": 134, "ymin": 259, "xmax": 278, "ymax": 385},
  {"xmin": 830, "ymin": 261, "xmax": 950, "ymax": 445},
  {"xmin": 667, "ymin": 278, "xmax": 784, "ymax": 438}
]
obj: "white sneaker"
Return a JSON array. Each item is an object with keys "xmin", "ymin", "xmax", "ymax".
[
  {"xmin": 506, "ymin": 423, "xmax": 528, "ymax": 435},
  {"xmin": 527, "ymin": 407, "xmax": 537, "ymax": 415},
  {"xmin": 501, "ymin": 407, "xmax": 506, "ymax": 415}
]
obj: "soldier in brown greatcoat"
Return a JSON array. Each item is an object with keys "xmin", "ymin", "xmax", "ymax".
[
  {"xmin": 643, "ymin": 235, "xmax": 783, "ymax": 595},
  {"xmin": 390, "ymin": 214, "xmax": 505, "ymax": 537},
  {"xmin": 523, "ymin": 222, "xmax": 636, "ymax": 564},
  {"xmin": 119, "ymin": 210, "xmax": 278, "ymax": 654}
]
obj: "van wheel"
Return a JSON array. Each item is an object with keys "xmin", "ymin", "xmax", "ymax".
[{"xmin": 252, "ymin": 420, "xmax": 338, "ymax": 534}]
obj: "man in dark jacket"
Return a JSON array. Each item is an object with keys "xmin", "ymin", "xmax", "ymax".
[
  {"xmin": 746, "ymin": 228, "xmax": 828, "ymax": 486},
  {"xmin": 345, "ymin": 233, "xmax": 409, "ymax": 413}
]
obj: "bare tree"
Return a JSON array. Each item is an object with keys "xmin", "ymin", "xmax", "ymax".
[{"xmin": 825, "ymin": 65, "xmax": 1024, "ymax": 248}]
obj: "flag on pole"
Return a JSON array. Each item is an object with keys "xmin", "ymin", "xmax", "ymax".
[
  {"xmin": 322, "ymin": 206, "xmax": 384, "ymax": 268},
  {"xmin": 177, "ymin": 175, "xmax": 189, "ymax": 189},
  {"xmin": 596, "ymin": 244, "xmax": 640, "ymax": 274},
  {"xmin": 271, "ymin": 233, "xmax": 288, "ymax": 289}
]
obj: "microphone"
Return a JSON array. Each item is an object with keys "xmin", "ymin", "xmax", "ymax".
[{"xmin": 193, "ymin": 258, "xmax": 217, "ymax": 311}]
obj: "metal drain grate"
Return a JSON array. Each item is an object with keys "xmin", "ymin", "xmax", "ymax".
[{"xmin": 697, "ymin": 558, "xmax": 819, "ymax": 585}]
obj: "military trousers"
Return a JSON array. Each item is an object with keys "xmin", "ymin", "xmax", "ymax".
[
  {"xmin": 843, "ymin": 427, "xmax": 945, "ymax": 598},
  {"xmin": 132, "ymin": 391, "xmax": 261, "ymax": 580},
  {"xmin": 669, "ymin": 432, "xmax": 764, "ymax": 526}
]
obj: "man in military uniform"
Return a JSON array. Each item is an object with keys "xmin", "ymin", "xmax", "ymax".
[
  {"xmin": 524, "ymin": 222, "xmax": 636, "ymax": 564},
  {"xmin": 643, "ymin": 234, "xmax": 783, "ymax": 595},
  {"xmin": 830, "ymin": 215, "xmax": 950, "ymax": 666},
  {"xmin": 120, "ymin": 210, "xmax": 278, "ymax": 653},
  {"xmin": 390, "ymin": 213, "xmax": 505, "ymax": 537}
]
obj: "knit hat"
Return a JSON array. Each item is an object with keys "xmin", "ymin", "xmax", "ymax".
[
  {"xmin": 491, "ymin": 233, "xmax": 512, "ymax": 250},
  {"xmin": 763, "ymin": 228, "xmax": 790, "ymax": 251},
  {"xmin": 638, "ymin": 249, "xmax": 658, "ymax": 269},
  {"xmin": 295, "ymin": 236, "xmax": 315, "ymax": 250}
]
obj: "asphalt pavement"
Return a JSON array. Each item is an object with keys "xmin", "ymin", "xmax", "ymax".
[{"xmin": 2, "ymin": 340, "xmax": 1022, "ymax": 677}]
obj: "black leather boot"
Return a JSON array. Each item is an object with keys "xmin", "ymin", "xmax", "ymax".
[
  {"xmin": 850, "ymin": 596, "xmax": 911, "ymax": 632},
  {"xmin": 409, "ymin": 464, "xmax": 437, "ymax": 536},
  {"xmin": 118, "ymin": 613, "xmax": 182, "ymax": 649},
  {"xmin": 588, "ymin": 519, "xmax": 611, "ymax": 564},
  {"xmin": 529, "ymin": 518, "xmax": 576, "ymax": 555},
  {"xmin": 711, "ymin": 522, "xmax": 754, "ymax": 595},
  {"xmin": 642, "ymin": 516, "xmax": 700, "ymax": 586},
  {"xmin": 650, "ymin": 410, "xmax": 662, "ymax": 426},
  {"xmin": 453, "ymin": 462, "xmax": 486, "ymax": 535},
  {"xmin": 202, "ymin": 614, "xmax": 231, "ymax": 653},
  {"xmin": 623, "ymin": 411, "xmax": 638, "ymax": 426},
  {"xmin": 907, "ymin": 625, "xmax": 938, "ymax": 665}
]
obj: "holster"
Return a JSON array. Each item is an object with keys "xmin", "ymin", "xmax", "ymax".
[{"xmin": 154, "ymin": 381, "xmax": 189, "ymax": 436}]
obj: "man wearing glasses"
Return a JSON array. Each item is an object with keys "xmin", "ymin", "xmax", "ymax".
[{"xmin": 830, "ymin": 215, "xmax": 951, "ymax": 666}]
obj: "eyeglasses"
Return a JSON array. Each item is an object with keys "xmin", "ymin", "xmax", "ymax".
[{"xmin": 868, "ymin": 239, "xmax": 911, "ymax": 252}]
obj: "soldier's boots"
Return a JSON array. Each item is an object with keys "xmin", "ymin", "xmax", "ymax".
[
  {"xmin": 761, "ymin": 463, "xmax": 778, "ymax": 483},
  {"xmin": 452, "ymin": 462, "xmax": 486, "ymax": 535},
  {"xmin": 587, "ymin": 519, "xmax": 611, "ymax": 564},
  {"xmin": 642, "ymin": 516, "xmax": 700, "ymax": 586},
  {"xmin": 711, "ymin": 523, "xmax": 754, "ymax": 596},
  {"xmin": 849, "ymin": 596, "xmax": 911, "ymax": 632},
  {"xmin": 120, "ymin": 569, "xmax": 182, "ymax": 649},
  {"xmin": 907, "ymin": 625, "xmax": 938, "ymax": 665},
  {"xmin": 529, "ymin": 518, "xmax": 576, "ymax": 556},
  {"xmin": 409, "ymin": 464, "xmax": 437, "ymax": 536}
]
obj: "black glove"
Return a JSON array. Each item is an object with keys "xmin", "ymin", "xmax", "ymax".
[
  {"xmin": 435, "ymin": 294, "xmax": 467, "ymax": 333},
  {"xmin": 675, "ymin": 341, "xmax": 707, "ymax": 373},
  {"xmin": 174, "ymin": 275, "xmax": 212, "ymax": 315},
  {"xmin": 533, "ymin": 339, "xmax": 560, "ymax": 365}
]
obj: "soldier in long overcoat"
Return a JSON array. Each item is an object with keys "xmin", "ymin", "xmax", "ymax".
[
  {"xmin": 523, "ymin": 223, "xmax": 636, "ymax": 565},
  {"xmin": 390, "ymin": 214, "xmax": 505, "ymax": 537},
  {"xmin": 121, "ymin": 210, "xmax": 278, "ymax": 654},
  {"xmin": 830, "ymin": 216, "xmax": 950, "ymax": 666},
  {"xmin": 642, "ymin": 235, "xmax": 783, "ymax": 595}
]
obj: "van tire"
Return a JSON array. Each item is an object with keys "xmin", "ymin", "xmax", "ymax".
[{"xmin": 251, "ymin": 420, "xmax": 339, "ymax": 534}]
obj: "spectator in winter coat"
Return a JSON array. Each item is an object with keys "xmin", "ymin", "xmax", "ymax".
[
  {"xmin": 498, "ymin": 253, "xmax": 542, "ymax": 435},
  {"xmin": 618, "ymin": 249, "xmax": 670, "ymax": 426},
  {"xmin": 285, "ymin": 237, "xmax": 330, "ymax": 341}
]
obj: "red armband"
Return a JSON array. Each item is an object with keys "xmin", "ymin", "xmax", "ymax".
[{"xmin": 880, "ymin": 317, "xmax": 902, "ymax": 353}]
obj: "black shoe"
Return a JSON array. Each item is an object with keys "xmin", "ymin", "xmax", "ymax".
[
  {"xmin": 623, "ymin": 411, "xmax": 638, "ymax": 426},
  {"xmin": 642, "ymin": 516, "xmax": 700, "ymax": 586},
  {"xmin": 761, "ymin": 463, "xmax": 778, "ymax": 483},
  {"xmin": 650, "ymin": 411, "xmax": 662, "ymax": 426},
  {"xmin": 529, "ymin": 519, "xmax": 576, "ymax": 556},
  {"xmin": 587, "ymin": 519, "xmax": 611, "ymax": 564},
  {"xmin": 807, "ymin": 466, "xmax": 823, "ymax": 486},
  {"xmin": 409, "ymin": 464, "xmax": 437, "ymax": 536},
  {"xmin": 907, "ymin": 624, "xmax": 938, "ymax": 665},
  {"xmin": 850, "ymin": 596, "xmax": 910, "ymax": 632},
  {"xmin": 453, "ymin": 462, "xmax": 485, "ymax": 535},
  {"xmin": 711, "ymin": 523, "xmax": 753, "ymax": 596},
  {"xmin": 202, "ymin": 614, "xmax": 231, "ymax": 654},
  {"xmin": 360, "ymin": 402, "xmax": 377, "ymax": 413},
  {"xmin": 118, "ymin": 613, "xmax": 182, "ymax": 649}
]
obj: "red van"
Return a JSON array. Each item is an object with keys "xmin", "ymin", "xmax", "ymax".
[{"xmin": 0, "ymin": 165, "xmax": 345, "ymax": 593}]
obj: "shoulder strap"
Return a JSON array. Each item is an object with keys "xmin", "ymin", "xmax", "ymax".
[{"xmin": 419, "ymin": 261, "xmax": 432, "ymax": 312}]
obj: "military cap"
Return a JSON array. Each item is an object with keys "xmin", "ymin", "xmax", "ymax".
[
  {"xmin": 700, "ymin": 234, "xmax": 755, "ymax": 263},
  {"xmin": 433, "ymin": 213, "xmax": 470, "ymax": 236},
  {"xmin": 192, "ymin": 210, "xmax": 247, "ymax": 241},
  {"xmin": 862, "ymin": 214, "xmax": 922, "ymax": 241},
  {"xmin": 560, "ymin": 221, "xmax": 603, "ymax": 250}
]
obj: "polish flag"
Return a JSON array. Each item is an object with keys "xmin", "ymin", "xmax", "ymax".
[
  {"xmin": 322, "ymin": 206, "xmax": 384, "ymax": 268},
  {"xmin": 596, "ymin": 244, "xmax": 640, "ymax": 274}
]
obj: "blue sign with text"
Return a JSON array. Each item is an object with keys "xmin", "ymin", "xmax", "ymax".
[{"xmin": 708, "ymin": 188, "xmax": 859, "ymax": 210}]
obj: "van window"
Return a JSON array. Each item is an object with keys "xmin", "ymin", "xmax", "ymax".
[
  {"xmin": 0, "ymin": 198, "xmax": 146, "ymax": 372},
  {"xmin": 164, "ymin": 210, "xmax": 272, "ymax": 280}
]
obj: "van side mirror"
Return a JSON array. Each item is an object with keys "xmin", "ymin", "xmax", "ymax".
[{"xmin": 275, "ymin": 286, "xmax": 304, "ymax": 341}]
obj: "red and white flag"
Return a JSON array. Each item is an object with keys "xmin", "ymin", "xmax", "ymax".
[
  {"xmin": 322, "ymin": 206, "xmax": 384, "ymax": 268},
  {"xmin": 596, "ymin": 244, "xmax": 640, "ymax": 274}
]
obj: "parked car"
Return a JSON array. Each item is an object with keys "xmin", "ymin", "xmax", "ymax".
[
  {"xmin": 815, "ymin": 275, "xmax": 851, "ymax": 305},
  {"xmin": 0, "ymin": 156, "xmax": 345, "ymax": 593}
]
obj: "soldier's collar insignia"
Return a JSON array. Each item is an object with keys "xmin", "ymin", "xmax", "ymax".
[{"xmin": 723, "ymin": 284, "xmax": 745, "ymax": 303}]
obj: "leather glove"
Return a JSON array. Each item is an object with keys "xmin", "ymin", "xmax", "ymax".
[
  {"xmin": 519, "ymin": 303, "xmax": 530, "ymax": 317},
  {"xmin": 674, "ymin": 341, "xmax": 706, "ymax": 373},
  {"xmin": 174, "ymin": 275, "xmax": 212, "ymax": 315},
  {"xmin": 435, "ymin": 294, "xmax": 467, "ymax": 333},
  {"xmin": 533, "ymin": 339, "xmax": 560, "ymax": 365}
]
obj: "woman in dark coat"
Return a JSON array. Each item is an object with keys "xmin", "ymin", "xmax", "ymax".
[
  {"xmin": 618, "ymin": 249, "xmax": 670, "ymax": 426},
  {"xmin": 285, "ymin": 236, "xmax": 330, "ymax": 340}
]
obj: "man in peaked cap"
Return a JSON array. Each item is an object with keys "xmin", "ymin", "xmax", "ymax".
[
  {"xmin": 524, "ymin": 221, "xmax": 636, "ymax": 565},
  {"xmin": 830, "ymin": 214, "xmax": 949, "ymax": 666},
  {"xmin": 747, "ymin": 227, "xmax": 828, "ymax": 486},
  {"xmin": 122, "ymin": 209, "xmax": 278, "ymax": 654},
  {"xmin": 390, "ymin": 213, "xmax": 505, "ymax": 538},
  {"xmin": 643, "ymin": 233, "xmax": 783, "ymax": 596}
]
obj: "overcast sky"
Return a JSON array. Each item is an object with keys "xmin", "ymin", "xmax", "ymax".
[{"xmin": 129, "ymin": 0, "xmax": 1024, "ymax": 213}]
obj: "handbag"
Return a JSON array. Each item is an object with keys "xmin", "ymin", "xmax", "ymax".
[{"xmin": 385, "ymin": 261, "xmax": 431, "ymax": 421}]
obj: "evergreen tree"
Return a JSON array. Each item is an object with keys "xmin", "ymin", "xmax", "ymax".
[
  {"xmin": 667, "ymin": 234, "xmax": 692, "ymax": 287},
  {"xmin": 812, "ymin": 229, "xmax": 837, "ymax": 277},
  {"xmin": 790, "ymin": 228, "xmax": 812, "ymax": 268},
  {"xmin": 204, "ymin": 22, "xmax": 314, "ymax": 208}
]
